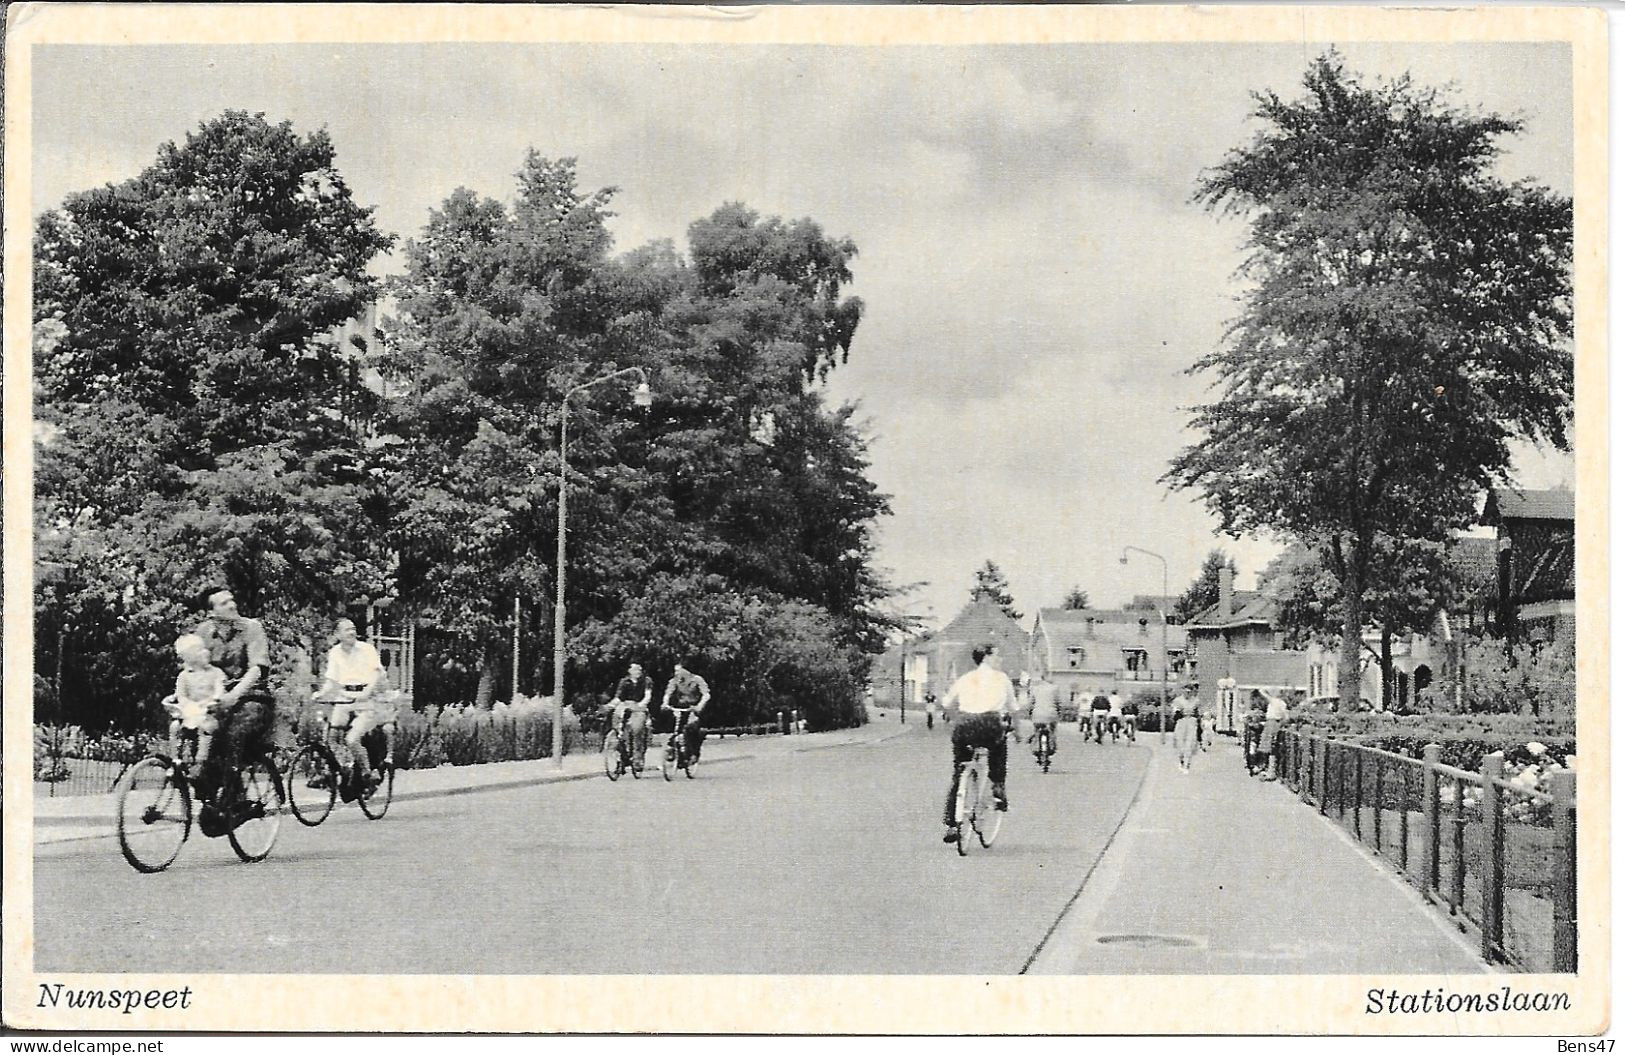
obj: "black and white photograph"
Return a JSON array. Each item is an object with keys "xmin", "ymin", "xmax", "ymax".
[{"xmin": 3, "ymin": 3, "xmax": 1608, "ymax": 1035}]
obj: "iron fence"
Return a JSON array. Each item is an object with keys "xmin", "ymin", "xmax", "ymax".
[{"xmin": 1275, "ymin": 730, "xmax": 1577, "ymax": 972}]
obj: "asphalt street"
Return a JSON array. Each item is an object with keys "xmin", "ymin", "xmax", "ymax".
[{"xmin": 34, "ymin": 725, "xmax": 1149, "ymax": 974}]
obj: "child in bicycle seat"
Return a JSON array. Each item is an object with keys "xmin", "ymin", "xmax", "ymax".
[{"xmin": 172, "ymin": 634, "xmax": 226, "ymax": 778}]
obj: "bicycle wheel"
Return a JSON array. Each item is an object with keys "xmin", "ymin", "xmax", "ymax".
[
  {"xmin": 358, "ymin": 763, "xmax": 393, "ymax": 820},
  {"xmin": 603, "ymin": 728, "xmax": 623, "ymax": 781},
  {"xmin": 117, "ymin": 757, "xmax": 191, "ymax": 873},
  {"xmin": 975, "ymin": 780, "xmax": 1004, "ymax": 848},
  {"xmin": 286, "ymin": 743, "xmax": 338, "ymax": 826},
  {"xmin": 662, "ymin": 739, "xmax": 676, "ymax": 781},
  {"xmin": 955, "ymin": 767, "xmax": 976, "ymax": 857},
  {"xmin": 226, "ymin": 754, "xmax": 284, "ymax": 863}
]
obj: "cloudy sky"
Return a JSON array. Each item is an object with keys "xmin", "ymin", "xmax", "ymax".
[{"xmin": 31, "ymin": 40, "xmax": 1576, "ymax": 630}]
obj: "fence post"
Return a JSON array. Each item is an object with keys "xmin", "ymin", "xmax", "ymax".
[
  {"xmin": 1317, "ymin": 739, "xmax": 1328, "ymax": 815},
  {"xmin": 1550, "ymin": 768, "xmax": 1577, "ymax": 971},
  {"xmin": 1298, "ymin": 735, "xmax": 1311, "ymax": 804},
  {"xmin": 1353, "ymin": 749, "xmax": 1364, "ymax": 840},
  {"xmin": 1422, "ymin": 744, "xmax": 1441, "ymax": 895},
  {"xmin": 1481, "ymin": 751, "xmax": 1506, "ymax": 962},
  {"xmin": 1373, "ymin": 755, "xmax": 1384, "ymax": 853}
]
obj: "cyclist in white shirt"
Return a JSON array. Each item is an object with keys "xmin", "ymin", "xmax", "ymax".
[
  {"xmin": 1107, "ymin": 690, "xmax": 1125, "ymax": 741},
  {"xmin": 320, "ymin": 619, "xmax": 394, "ymax": 790},
  {"xmin": 940, "ymin": 643, "xmax": 1017, "ymax": 843}
]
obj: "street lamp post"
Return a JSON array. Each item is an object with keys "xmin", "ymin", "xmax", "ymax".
[
  {"xmin": 1120, "ymin": 545, "xmax": 1170, "ymax": 744},
  {"xmin": 551, "ymin": 366, "xmax": 652, "ymax": 766}
]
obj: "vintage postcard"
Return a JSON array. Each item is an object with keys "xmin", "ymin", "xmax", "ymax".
[{"xmin": 2, "ymin": 2, "xmax": 1608, "ymax": 1035}]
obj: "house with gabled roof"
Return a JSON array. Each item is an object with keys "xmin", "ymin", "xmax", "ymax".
[
  {"xmin": 903, "ymin": 599, "xmax": 1031, "ymax": 706},
  {"xmin": 1183, "ymin": 566, "xmax": 1309, "ymax": 731},
  {"xmin": 1026, "ymin": 607, "xmax": 1188, "ymax": 714},
  {"xmin": 1482, "ymin": 486, "xmax": 1575, "ymax": 644}
]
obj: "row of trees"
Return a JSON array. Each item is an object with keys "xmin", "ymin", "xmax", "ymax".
[
  {"xmin": 1165, "ymin": 53, "xmax": 1573, "ymax": 712},
  {"xmin": 35, "ymin": 112, "xmax": 899, "ymax": 732}
]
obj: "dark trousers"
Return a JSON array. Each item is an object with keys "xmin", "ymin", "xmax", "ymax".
[
  {"xmin": 199, "ymin": 696, "xmax": 274, "ymax": 802},
  {"xmin": 943, "ymin": 712, "xmax": 1007, "ymax": 825}
]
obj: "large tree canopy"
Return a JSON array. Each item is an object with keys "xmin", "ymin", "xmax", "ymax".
[
  {"xmin": 1164, "ymin": 54, "xmax": 1573, "ymax": 709},
  {"xmin": 382, "ymin": 156, "xmax": 891, "ymax": 724},
  {"xmin": 34, "ymin": 112, "xmax": 396, "ymax": 727}
]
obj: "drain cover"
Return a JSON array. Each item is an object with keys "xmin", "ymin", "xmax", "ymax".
[{"xmin": 1095, "ymin": 934, "xmax": 1200, "ymax": 948}]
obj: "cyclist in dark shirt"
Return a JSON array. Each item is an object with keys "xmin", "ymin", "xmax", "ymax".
[
  {"xmin": 609, "ymin": 663, "xmax": 654, "ymax": 761},
  {"xmin": 192, "ymin": 586, "xmax": 275, "ymax": 810},
  {"xmin": 662, "ymin": 663, "xmax": 710, "ymax": 763}
]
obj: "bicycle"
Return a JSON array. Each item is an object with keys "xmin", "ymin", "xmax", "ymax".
[
  {"xmin": 283, "ymin": 690, "xmax": 397, "ymax": 824},
  {"xmin": 116, "ymin": 696, "xmax": 285, "ymax": 873},
  {"xmin": 949, "ymin": 730, "xmax": 1007, "ymax": 856},
  {"xmin": 1121, "ymin": 710, "xmax": 1138, "ymax": 744},
  {"xmin": 602, "ymin": 707, "xmax": 646, "ymax": 781},
  {"xmin": 661, "ymin": 707, "xmax": 698, "ymax": 781},
  {"xmin": 1033, "ymin": 722, "xmax": 1054, "ymax": 772}
]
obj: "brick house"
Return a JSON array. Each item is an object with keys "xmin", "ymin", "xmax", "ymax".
[{"xmin": 1182, "ymin": 566, "xmax": 1308, "ymax": 733}]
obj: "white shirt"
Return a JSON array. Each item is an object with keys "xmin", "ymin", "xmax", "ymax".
[
  {"xmin": 1265, "ymin": 694, "xmax": 1288, "ymax": 722},
  {"xmin": 1107, "ymin": 693, "xmax": 1124, "ymax": 717},
  {"xmin": 945, "ymin": 665, "xmax": 1016, "ymax": 715},
  {"xmin": 326, "ymin": 641, "xmax": 383, "ymax": 688}
]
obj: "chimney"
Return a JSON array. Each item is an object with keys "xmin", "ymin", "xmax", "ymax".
[{"xmin": 1219, "ymin": 565, "xmax": 1234, "ymax": 619}]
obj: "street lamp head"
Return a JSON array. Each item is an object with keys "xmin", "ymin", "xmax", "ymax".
[
  {"xmin": 632, "ymin": 381, "xmax": 653, "ymax": 409},
  {"xmin": 1118, "ymin": 555, "xmax": 1128, "ymax": 565}
]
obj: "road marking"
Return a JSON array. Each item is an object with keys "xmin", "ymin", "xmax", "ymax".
[{"xmin": 1018, "ymin": 749, "xmax": 1154, "ymax": 974}]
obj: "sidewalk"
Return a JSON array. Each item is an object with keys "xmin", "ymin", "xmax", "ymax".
[
  {"xmin": 34, "ymin": 721, "xmax": 907, "ymax": 844},
  {"xmin": 1028, "ymin": 736, "xmax": 1491, "ymax": 974}
]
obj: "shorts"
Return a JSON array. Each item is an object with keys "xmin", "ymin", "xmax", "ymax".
[{"xmin": 329, "ymin": 699, "xmax": 398, "ymax": 736}]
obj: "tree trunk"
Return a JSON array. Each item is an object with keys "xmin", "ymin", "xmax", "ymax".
[
  {"xmin": 1379, "ymin": 624, "xmax": 1393, "ymax": 713},
  {"xmin": 1337, "ymin": 537, "xmax": 1367, "ymax": 713}
]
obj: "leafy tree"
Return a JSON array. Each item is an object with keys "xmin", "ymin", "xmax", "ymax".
[
  {"xmin": 969, "ymin": 560, "xmax": 1021, "ymax": 622},
  {"xmin": 34, "ymin": 111, "xmax": 395, "ymax": 728},
  {"xmin": 1260, "ymin": 536, "xmax": 1453, "ymax": 708},
  {"xmin": 1171, "ymin": 549, "xmax": 1237, "ymax": 625},
  {"xmin": 1165, "ymin": 54, "xmax": 1573, "ymax": 711},
  {"xmin": 383, "ymin": 160, "xmax": 892, "ymax": 719},
  {"xmin": 1061, "ymin": 586, "xmax": 1091, "ymax": 610}
]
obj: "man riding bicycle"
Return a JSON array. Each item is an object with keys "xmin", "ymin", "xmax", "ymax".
[
  {"xmin": 608, "ymin": 662, "xmax": 653, "ymax": 763},
  {"xmin": 1026, "ymin": 671, "xmax": 1060, "ymax": 760},
  {"xmin": 662, "ymin": 662, "xmax": 710, "ymax": 764},
  {"xmin": 192, "ymin": 586, "xmax": 275, "ymax": 821},
  {"xmin": 941, "ymin": 643, "xmax": 1016, "ymax": 844},
  {"xmin": 318, "ymin": 618, "xmax": 395, "ymax": 793}
]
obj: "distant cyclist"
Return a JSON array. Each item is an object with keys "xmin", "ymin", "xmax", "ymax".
[
  {"xmin": 662, "ymin": 662, "xmax": 710, "ymax": 764},
  {"xmin": 1107, "ymin": 690, "xmax": 1125, "ymax": 741},
  {"xmin": 1088, "ymin": 693, "xmax": 1110, "ymax": 743},
  {"xmin": 1026, "ymin": 671, "xmax": 1060, "ymax": 760},
  {"xmin": 609, "ymin": 662, "xmax": 654, "ymax": 761},
  {"xmin": 940, "ymin": 643, "xmax": 1016, "ymax": 843}
]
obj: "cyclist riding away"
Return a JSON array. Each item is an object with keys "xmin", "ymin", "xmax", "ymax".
[
  {"xmin": 1088, "ymin": 692, "xmax": 1110, "ymax": 742},
  {"xmin": 192, "ymin": 586, "xmax": 275, "ymax": 821},
  {"xmin": 662, "ymin": 662, "xmax": 710, "ymax": 764},
  {"xmin": 320, "ymin": 617, "xmax": 395, "ymax": 792},
  {"xmin": 610, "ymin": 662, "xmax": 653, "ymax": 763},
  {"xmin": 169, "ymin": 634, "xmax": 226, "ymax": 780},
  {"xmin": 1026, "ymin": 670, "xmax": 1060, "ymax": 761},
  {"xmin": 1107, "ymin": 690, "xmax": 1125, "ymax": 740},
  {"xmin": 941, "ymin": 642, "xmax": 1016, "ymax": 844}
]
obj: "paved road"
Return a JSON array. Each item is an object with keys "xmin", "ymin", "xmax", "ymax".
[{"xmin": 34, "ymin": 726, "xmax": 1148, "ymax": 974}]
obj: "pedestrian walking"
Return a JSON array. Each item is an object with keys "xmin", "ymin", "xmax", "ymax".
[{"xmin": 1172, "ymin": 699, "xmax": 1199, "ymax": 771}]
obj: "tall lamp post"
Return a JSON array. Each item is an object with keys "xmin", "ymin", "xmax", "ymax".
[
  {"xmin": 551, "ymin": 366, "xmax": 652, "ymax": 766},
  {"xmin": 1120, "ymin": 545, "xmax": 1169, "ymax": 744}
]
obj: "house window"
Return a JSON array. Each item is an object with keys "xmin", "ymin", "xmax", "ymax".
[
  {"xmin": 1124, "ymin": 649, "xmax": 1149, "ymax": 674},
  {"xmin": 1066, "ymin": 647, "xmax": 1085, "ymax": 668}
]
